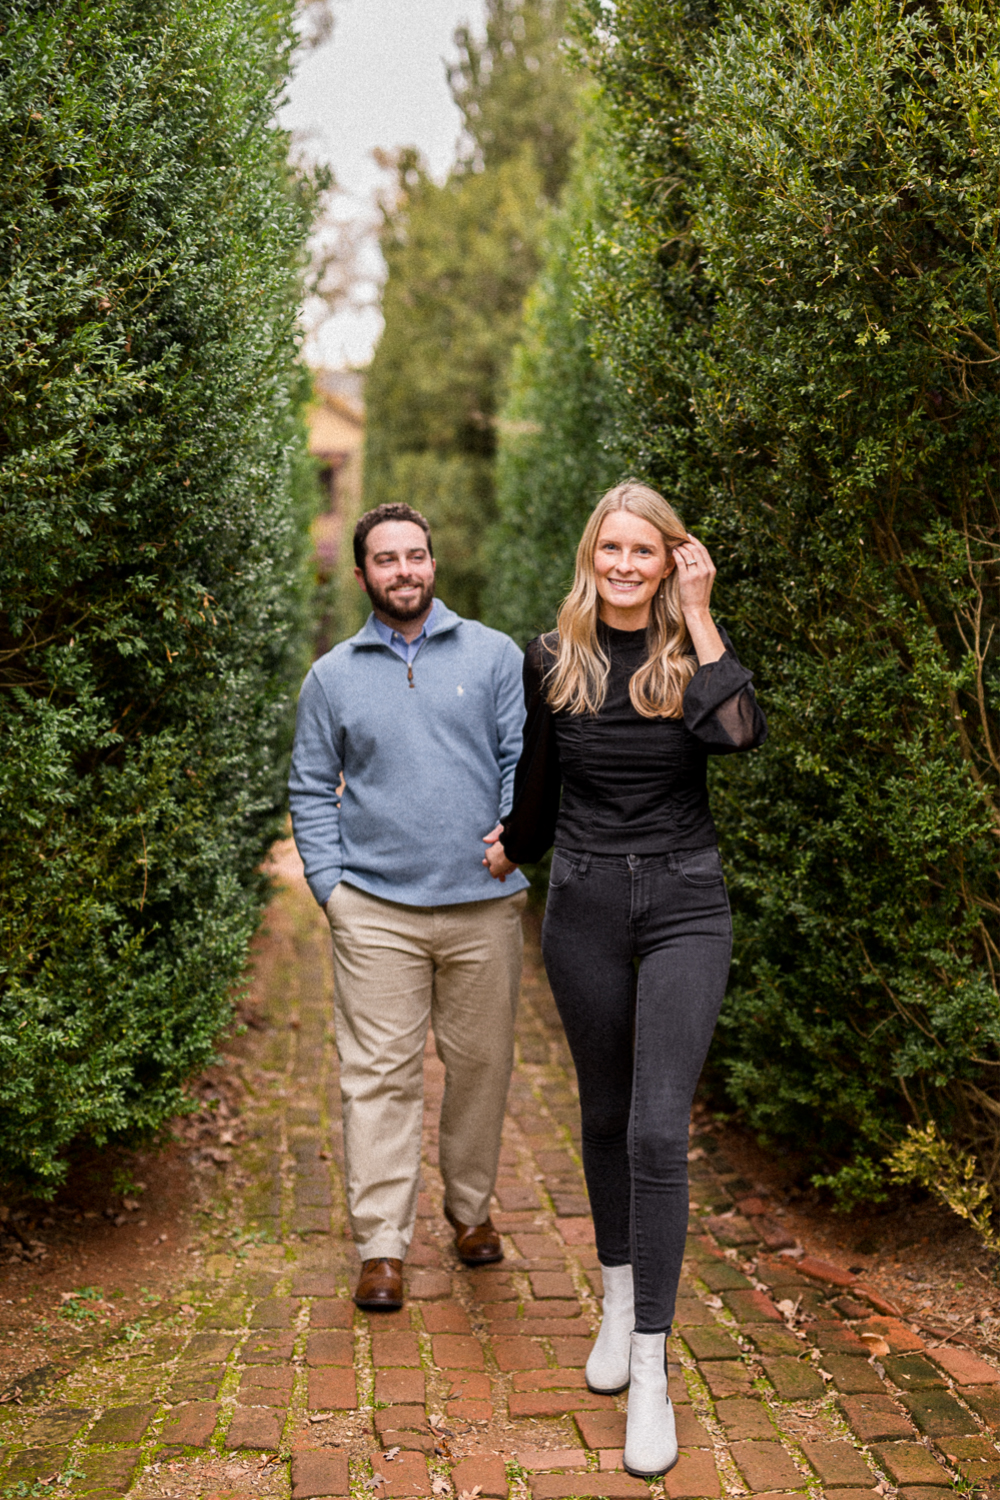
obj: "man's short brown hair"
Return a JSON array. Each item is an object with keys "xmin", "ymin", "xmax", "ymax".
[{"xmin": 353, "ymin": 504, "xmax": 434, "ymax": 570}]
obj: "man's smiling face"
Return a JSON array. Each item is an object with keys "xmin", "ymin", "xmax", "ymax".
[{"xmin": 355, "ymin": 519, "xmax": 436, "ymax": 625}]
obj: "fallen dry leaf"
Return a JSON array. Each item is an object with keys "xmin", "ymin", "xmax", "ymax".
[
  {"xmin": 704, "ymin": 1294, "xmax": 723, "ymax": 1310},
  {"xmin": 431, "ymin": 1479, "xmax": 451, "ymax": 1496},
  {"xmin": 459, "ymin": 1488, "xmax": 483, "ymax": 1500},
  {"xmin": 383, "ymin": 1447, "xmax": 400, "ymax": 1462},
  {"xmin": 859, "ymin": 1332, "xmax": 891, "ymax": 1358}
]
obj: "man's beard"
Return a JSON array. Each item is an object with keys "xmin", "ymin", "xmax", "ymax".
[{"xmin": 366, "ymin": 572, "xmax": 436, "ymax": 624}]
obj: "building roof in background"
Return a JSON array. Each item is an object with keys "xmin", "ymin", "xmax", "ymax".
[
  {"xmin": 308, "ymin": 369, "xmax": 364, "ymax": 462},
  {"xmin": 315, "ymin": 368, "xmax": 364, "ymax": 418}
]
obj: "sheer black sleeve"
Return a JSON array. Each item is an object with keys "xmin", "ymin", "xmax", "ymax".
[
  {"xmin": 500, "ymin": 635, "xmax": 562, "ymax": 864},
  {"xmin": 682, "ymin": 625, "xmax": 767, "ymax": 753}
]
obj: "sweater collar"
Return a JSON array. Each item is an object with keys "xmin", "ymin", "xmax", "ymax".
[
  {"xmin": 351, "ymin": 598, "xmax": 462, "ymax": 649},
  {"xmin": 597, "ymin": 619, "xmax": 649, "ymax": 650}
]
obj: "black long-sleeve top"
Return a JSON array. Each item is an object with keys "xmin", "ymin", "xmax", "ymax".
[{"xmin": 500, "ymin": 622, "xmax": 767, "ymax": 864}]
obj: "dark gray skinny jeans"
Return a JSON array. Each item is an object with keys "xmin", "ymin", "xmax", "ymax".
[{"xmin": 541, "ymin": 847, "xmax": 732, "ymax": 1333}]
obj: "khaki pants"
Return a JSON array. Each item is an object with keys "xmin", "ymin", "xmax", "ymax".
[{"xmin": 325, "ymin": 881, "xmax": 526, "ymax": 1261}]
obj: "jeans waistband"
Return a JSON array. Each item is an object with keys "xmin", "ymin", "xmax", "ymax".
[{"xmin": 555, "ymin": 846, "xmax": 718, "ymax": 872}]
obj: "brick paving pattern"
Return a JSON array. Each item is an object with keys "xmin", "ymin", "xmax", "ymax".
[{"xmin": 1, "ymin": 850, "xmax": 997, "ymax": 1500}]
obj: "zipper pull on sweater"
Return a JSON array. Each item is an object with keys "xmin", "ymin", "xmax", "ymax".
[{"xmin": 407, "ymin": 664, "xmax": 414, "ymax": 688}]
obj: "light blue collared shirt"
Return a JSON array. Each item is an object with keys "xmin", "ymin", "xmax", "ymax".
[{"xmin": 371, "ymin": 598, "xmax": 438, "ymax": 666}]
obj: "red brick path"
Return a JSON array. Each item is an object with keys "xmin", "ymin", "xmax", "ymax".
[{"xmin": 1, "ymin": 843, "xmax": 997, "ymax": 1499}]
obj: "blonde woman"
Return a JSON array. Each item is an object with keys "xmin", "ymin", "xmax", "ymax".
[{"xmin": 484, "ymin": 480, "xmax": 766, "ymax": 1477}]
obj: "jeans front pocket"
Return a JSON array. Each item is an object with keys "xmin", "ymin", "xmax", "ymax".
[
  {"xmin": 548, "ymin": 849, "xmax": 580, "ymax": 890},
  {"xmin": 677, "ymin": 846, "xmax": 724, "ymax": 887}
]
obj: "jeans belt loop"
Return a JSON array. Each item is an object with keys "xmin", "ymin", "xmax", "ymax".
[{"xmin": 578, "ymin": 852, "xmax": 592, "ymax": 878}]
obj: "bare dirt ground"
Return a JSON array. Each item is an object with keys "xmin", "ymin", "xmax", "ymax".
[
  {"xmin": 0, "ymin": 1067, "xmax": 246, "ymax": 1400},
  {"xmin": 704, "ymin": 1115, "xmax": 999, "ymax": 1355}
]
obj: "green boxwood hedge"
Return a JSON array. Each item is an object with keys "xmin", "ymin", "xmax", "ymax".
[
  {"xmin": 502, "ymin": 0, "xmax": 1000, "ymax": 1208},
  {"xmin": 0, "ymin": 0, "xmax": 318, "ymax": 1193}
]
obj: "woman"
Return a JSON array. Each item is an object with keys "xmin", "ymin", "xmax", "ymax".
[{"xmin": 484, "ymin": 480, "xmax": 766, "ymax": 1478}]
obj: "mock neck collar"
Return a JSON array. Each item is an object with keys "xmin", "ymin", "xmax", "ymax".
[
  {"xmin": 371, "ymin": 597, "xmax": 438, "ymax": 646},
  {"xmin": 598, "ymin": 618, "xmax": 649, "ymax": 647},
  {"xmin": 352, "ymin": 597, "xmax": 461, "ymax": 648}
]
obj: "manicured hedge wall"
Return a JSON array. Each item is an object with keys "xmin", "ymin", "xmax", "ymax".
[
  {"xmin": 555, "ymin": 0, "xmax": 1000, "ymax": 1207},
  {"xmin": 0, "ymin": 0, "xmax": 318, "ymax": 1193}
]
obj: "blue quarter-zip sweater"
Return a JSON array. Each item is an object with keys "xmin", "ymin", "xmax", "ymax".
[{"xmin": 288, "ymin": 601, "xmax": 530, "ymax": 908}]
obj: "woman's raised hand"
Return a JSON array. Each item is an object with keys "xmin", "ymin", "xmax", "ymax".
[
  {"xmin": 483, "ymin": 823, "xmax": 519, "ymax": 882},
  {"xmin": 672, "ymin": 534, "xmax": 716, "ymax": 615},
  {"xmin": 672, "ymin": 534, "xmax": 725, "ymax": 664}
]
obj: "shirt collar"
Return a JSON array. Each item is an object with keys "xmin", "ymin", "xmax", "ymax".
[{"xmin": 371, "ymin": 597, "xmax": 438, "ymax": 649}]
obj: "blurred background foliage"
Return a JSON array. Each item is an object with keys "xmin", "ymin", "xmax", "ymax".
[
  {"xmin": 486, "ymin": 96, "xmax": 623, "ymax": 645},
  {"xmin": 0, "ymin": 0, "xmax": 322, "ymax": 1192},
  {"xmin": 359, "ymin": 0, "xmax": 579, "ymax": 625}
]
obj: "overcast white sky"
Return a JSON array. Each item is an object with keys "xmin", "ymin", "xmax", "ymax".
[{"xmin": 281, "ymin": 0, "xmax": 487, "ymax": 371}]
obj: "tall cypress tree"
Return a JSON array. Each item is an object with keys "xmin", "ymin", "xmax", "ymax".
[
  {"xmin": 360, "ymin": 0, "xmax": 578, "ymax": 623},
  {"xmin": 487, "ymin": 101, "xmax": 623, "ymax": 645}
]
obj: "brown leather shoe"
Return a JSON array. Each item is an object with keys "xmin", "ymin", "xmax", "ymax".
[
  {"xmin": 354, "ymin": 1257, "xmax": 404, "ymax": 1310},
  {"xmin": 445, "ymin": 1205, "xmax": 503, "ymax": 1266}
]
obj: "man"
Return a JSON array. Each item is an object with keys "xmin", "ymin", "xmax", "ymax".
[{"xmin": 289, "ymin": 502, "xmax": 529, "ymax": 1311}]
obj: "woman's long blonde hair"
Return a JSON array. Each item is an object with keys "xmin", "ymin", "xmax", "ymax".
[{"xmin": 545, "ymin": 480, "xmax": 696, "ymax": 719}]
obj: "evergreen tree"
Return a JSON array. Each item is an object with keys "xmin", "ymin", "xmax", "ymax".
[
  {"xmin": 361, "ymin": 0, "xmax": 578, "ymax": 622},
  {"xmin": 487, "ymin": 102, "xmax": 623, "ymax": 645},
  {"xmin": 449, "ymin": 0, "xmax": 576, "ymax": 201}
]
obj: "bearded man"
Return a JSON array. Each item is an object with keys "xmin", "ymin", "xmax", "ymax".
[{"xmin": 289, "ymin": 503, "xmax": 529, "ymax": 1310}]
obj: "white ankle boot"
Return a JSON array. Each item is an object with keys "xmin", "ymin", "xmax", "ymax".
[
  {"xmin": 585, "ymin": 1262, "xmax": 634, "ymax": 1394},
  {"xmin": 623, "ymin": 1331, "xmax": 678, "ymax": 1478}
]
